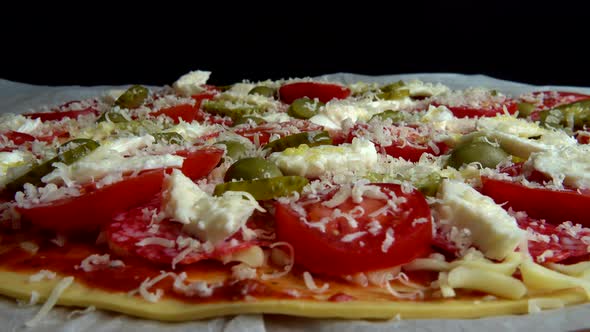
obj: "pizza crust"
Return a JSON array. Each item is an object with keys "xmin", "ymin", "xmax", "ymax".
[{"xmin": 0, "ymin": 269, "xmax": 586, "ymax": 321}]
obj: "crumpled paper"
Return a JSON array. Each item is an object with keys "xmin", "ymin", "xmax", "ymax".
[{"xmin": 1, "ymin": 74, "xmax": 589, "ymax": 332}]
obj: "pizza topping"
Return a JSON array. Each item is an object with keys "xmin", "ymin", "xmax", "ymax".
[
  {"xmin": 302, "ymin": 271, "xmax": 330, "ymax": 293},
  {"xmin": 263, "ymin": 131, "xmax": 332, "ymax": 153},
  {"xmin": 436, "ymin": 180, "xmax": 526, "ymax": 260},
  {"xmin": 25, "ymin": 276, "xmax": 74, "ymax": 327},
  {"xmin": 76, "ymin": 254, "xmax": 125, "ymax": 272},
  {"xmin": 173, "ymin": 70, "xmax": 211, "ymax": 96},
  {"xmin": 28, "ymin": 269, "xmax": 57, "ymax": 283},
  {"xmin": 213, "ymin": 176, "xmax": 309, "ymax": 201},
  {"xmin": 529, "ymin": 144, "xmax": 590, "ymax": 190}
]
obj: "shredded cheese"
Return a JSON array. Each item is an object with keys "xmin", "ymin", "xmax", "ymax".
[{"xmin": 25, "ymin": 276, "xmax": 75, "ymax": 327}]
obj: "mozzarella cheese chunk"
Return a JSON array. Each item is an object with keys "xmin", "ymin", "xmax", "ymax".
[
  {"xmin": 437, "ymin": 180, "xmax": 526, "ymax": 260},
  {"xmin": 0, "ymin": 150, "xmax": 29, "ymax": 178},
  {"xmin": 0, "ymin": 114, "xmax": 43, "ymax": 134},
  {"xmin": 477, "ymin": 116, "xmax": 576, "ymax": 158},
  {"xmin": 269, "ymin": 138, "xmax": 378, "ymax": 178},
  {"xmin": 162, "ymin": 169, "xmax": 261, "ymax": 244},
  {"xmin": 43, "ymin": 135, "xmax": 183, "ymax": 185},
  {"xmin": 530, "ymin": 144, "xmax": 590, "ymax": 189},
  {"xmin": 164, "ymin": 121, "xmax": 218, "ymax": 143},
  {"xmin": 173, "ymin": 70, "xmax": 211, "ymax": 96},
  {"xmin": 404, "ymin": 80, "xmax": 450, "ymax": 97}
]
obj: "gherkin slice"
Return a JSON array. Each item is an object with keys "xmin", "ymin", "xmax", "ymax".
[
  {"xmin": 224, "ymin": 157, "xmax": 283, "ymax": 182},
  {"xmin": 216, "ymin": 140, "xmax": 249, "ymax": 160},
  {"xmin": 516, "ymin": 102, "xmax": 536, "ymax": 118},
  {"xmin": 248, "ymin": 86, "xmax": 276, "ymax": 98},
  {"xmin": 287, "ymin": 97, "xmax": 324, "ymax": 119},
  {"xmin": 370, "ymin": 110, "xmax": 406, "ymax": 122},
  {"xmin": 152, "ymin": 132, "xmax": 185, "ymax": 145},
  {"xmin": 213, "ymin": 176, "xmax": 308, "ymax": 201},
  {"xmin": 97, "ymin": 111, "xmax": 128, "ymax": 123},
  {"xmin": 233, "ymin": 116, "xmax": 266, "ymax": 126},
  {"xmin": 115, "ymin": 85, "xmax": 149, "ymax": 109},
  {"xmin": 5, "ymin": 139, "xmax": 100, "ymax": 192},
  {"xmin": 202, "ymin": 100, "xmax": 262, "ymax": 119},
  {"xmin": 263, "ymin": 131, "xmax": 332, "ymax": 153}
]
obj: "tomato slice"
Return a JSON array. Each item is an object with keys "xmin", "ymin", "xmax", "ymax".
[
  {"xmin": 2, "ymin": 131, "xmax": 36, "ymax": 145},
  {"xmin": 279, "ymin": 82, "xmax": 351, "ymax": 104},
  {"xmin": 433, "ymin": 100, "xmax": 518, "ymax": 118},
  {"xmin": 18, "ymin": 147, "xmax": 223, "ymax": 233},
  {"xmin": 481, "ymin": 177, "xmax": 590, "ymax": 227},
  {"xmin": 275, "ymin": 183, "xmax": 432, "ymax": 275},
  {"xmin": 233, "ymin": 120, "xmax": 323, "ymax": 145},
  {"xmin": 149, "ymin": 91, "xmax": 219, "ymax": 124},
  {"xmin": 25, "ymin": 100, "xmax": 99, "ymax": 121},
  {"xmin": 522, "ymin": 91, "xmax": 590, "ymax": 111},
  {"xmin": 515, "ymin": 213, "xmax": 590, "ymax": 263},
  {"xmin": 347, "ymin": 124, "xmax": 448, "ymax": 162}
]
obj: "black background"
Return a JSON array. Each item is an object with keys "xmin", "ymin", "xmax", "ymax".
[{"xmin": 2, "ymin": 2, "xmax": 589, "ymax": 87}]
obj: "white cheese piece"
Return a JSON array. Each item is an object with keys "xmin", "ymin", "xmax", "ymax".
[
  {"xmin": 259, "ymin": 112, "xmax": 292, "ymax": 123},
  {"xmin": 173, "ymin": 70, "xmax": 211, "ymax": 96},
  {"xmin": 437, "ymin": 180, "xmax": 526, "ymax": 260},
  {"xmin": 227, "ymin": 83, "xmax": 256, "ymax": 95},
  {"xmin": 404, "ymin": 80, "xmax": 450, "ymax": 97},
  {"xmin": 269, "ymin": 138, "xmax": 378, "ymax": 178},
  {"xmin": 477, "ymin": 115, "xmax": 576, "ymax": 158},
  {"xmin": 162, "ymin": 169, "xmax": 263, "ymax": 244},
  {"xmin": 103, "ymin": 89, "xmax": 126, "ymax": 104},
  {"xmin": 25, "ymin": 276, "xmax": 74, "ymax": 327},
  {"xmin": 0, "ymin": 150, "xmax": 29, "ymax": 178},
  {"xmin": 42, "ymin": 135, "xmax": 183, "ymax": 185},
  {"xmin": 164, "ymin": 121, "xmax": 218, "ymax": 143},
  {"xmin": 0, "ymin": 114, "xmax": 42, "ymax": 134},
  {"xmin": 530, "ymin": 144, "xmax": 590, "ymax": 189}
]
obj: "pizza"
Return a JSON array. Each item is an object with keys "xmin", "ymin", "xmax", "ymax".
[{"xmin": 0, "ymin": 71, "xmax": 589, "ymax": 326}]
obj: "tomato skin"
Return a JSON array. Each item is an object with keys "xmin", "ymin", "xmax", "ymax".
[
  {"xmin": 25, "ymin": 101, "xmax": 99, "ymax": 121},
  {"xmin": 436, "ymin": 100, "xmax": 518, "ymax": 118},
  {"xmin": 527, "ymin": 91, "xmax": 590, "ymax": 110},
  {"xmin": 18, "ymin": 148, "xmax": 223, "ymax": 233},
  {"xmin": 481, "ymin": 177, "xmax": 590, "ymax": 227},
  {"xmin": 19, "ymin": 170, "xmax": 166, "ymax": 233},
  {"xmin": 2, "ymin": 131, "xmax": 35, "ymax": 145},
  {"xmin": 275, "ymin": 183, "xmax": 432, "ymax": 276},
  {"xmin": 279, "ymin": 82, "xmax": 351, "ymax": 104}
]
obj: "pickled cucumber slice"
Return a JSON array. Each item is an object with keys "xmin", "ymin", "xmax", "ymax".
[
  {"xmin": 516, "ymin": 102, "xmax": 536, "ymax": 118},
  {"xmin": 233, "ymin": 116, "xmax": 266, "ymax": 126},
  {"xmin": 152, "ymin": 132, "xmax": 185, "ymax": 145},
  {"xmin": 5, "ymin": 139, "xmax": 100, "ymax": 191},
  {"xmin": 263, "ymin": 131, "xmax": 332, "ymax": 153},
  {"xmin": 224, "ymin": 158, "xmax": 282, "ymax": 182},
  {"xmin": 115, "ymin": 85, "xmax": 149, "ymax": 109},
  {"xmin": 97, "ymin": 111, "xmax": 128, "ymax": 123},
  {"xmin": 202, "ymin": 100, "xmax": 262, "ymax": 119},
  {"xmin": 213, "ymin": 176, "xmax": 308, "ymax": 200},
  {"xmin": 248, "ymin": 86, "xmax": 276, "ymax": 98}
]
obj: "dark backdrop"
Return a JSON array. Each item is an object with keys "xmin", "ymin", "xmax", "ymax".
[{"xmin": 2, "ymin": 2, "xmax": 589, "ymax": 87}]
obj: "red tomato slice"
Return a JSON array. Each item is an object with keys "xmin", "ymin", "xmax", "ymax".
[
  {"xmin": 515, "ymin": 213, "xmax": 590, "ymax": 263},
  {"xmin": 234, "ymin": 120, "xmax": 323, "ymax": 145},
  {"xmin": 279, "ymin": 82, "xmax": 351, "ymax": 104},
  {"xmin": 275, "ymin": 183, "xmax": 432, "ymax": 275},
  {"xmin": 347, "ymin": 124, "xmax": 448, "ymax": 162},
  {"xmin": 25, "ymin": 100, "xmax": 99, "ymax": 121},
  {"xmin": 18, "ymin": 148, "xmax": 223, "ymax": 233},
  {"xmin": 481, "ymin": 177, "xmax": 590, "ymax": 227},
  {"xmin": 2, "ymin": 131, "xmax": 35, "ymax": 145},
  {"xmin": 522, "ymin": 91, "xmax": 590, "ymax": 111},
  {"xmin": 433, "ymin": 100, "xmax": 518, "ymax": 118}
]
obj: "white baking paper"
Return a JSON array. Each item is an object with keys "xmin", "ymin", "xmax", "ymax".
[{"xmin": 1, "ymin": 74, "xmax": 589, "ymax": 332}]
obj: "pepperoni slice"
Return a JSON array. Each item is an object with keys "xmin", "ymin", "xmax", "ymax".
[
  {"xmin": 516, "ymin": 214, "xmax": 590, "ymax": 263},
  {"xmin": 104, "ymin": 197, "xmax": 261, "ymax": 266}
]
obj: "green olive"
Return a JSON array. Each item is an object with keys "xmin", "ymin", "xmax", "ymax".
[
  {"xmin": 263, "ymin": 131, "xmax": 332, "ymax": 153},
  {"xmin": 516, "ymin": 102, "xmax": 536, "ymax": 118},
  {"xmin": 115, "ymin": 85, "xmax": 149, "ymax": 109},
  {"xmin": 217, "ymin": 140, "xmax": 249, "ymax": 160},
  {"xmin": 447, "ymin": 140, "xmax": 509, "ymax": 169},
  {"xmin": 214, "ymin": 176, "xmax": 308, "ymax": 201},
  {"xmin": 380, "ymin": 81, "xmax": 405, "ymax": 92},
  {"xmin": 233, "ymin": 116, "xmax": 266, "ymax": 126},
  {"xmin": 202, "ymin": 100, "xmax": 262, "ymax": 119},
  {"xmin": 97, "ymin": 111, "xmax": 128, "ymax": 123},
  {"xmin": 152, "ymin": 132, "xmax": 185, "ymax": 145},
  {"xmin": 248, "ymin": 86, "xmax": 276, "ymax": 98},
  {"xmin": 224, "ymin": 157, "xmax": 283, "ymax": 182},
  {"xmin": 5, "ymin": 139, "xmax": 100, "ymax": 192},
  {"xmin": 413, "ymin": 173, "xmax": 443, "ymax": 197},
  {"xmin": 287, "ymin": 97, "xmax": 324, "ymax": 119}
]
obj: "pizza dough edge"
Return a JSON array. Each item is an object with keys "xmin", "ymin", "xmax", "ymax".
[{"xmin": 0, "ymin": 269, "xmax": 586, "ymax": 321}]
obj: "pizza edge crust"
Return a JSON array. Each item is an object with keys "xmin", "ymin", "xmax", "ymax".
[{"xmin": 0, "ymin": 269, "xmax": 587, "ymax": 321}]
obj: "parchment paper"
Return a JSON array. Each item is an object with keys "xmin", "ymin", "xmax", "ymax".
[{"xmin": 1, "ymin": 73, "xmax": 589, "ymax": 332}]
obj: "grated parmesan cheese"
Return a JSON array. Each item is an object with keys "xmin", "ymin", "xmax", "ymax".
[{"xmin": 25, "ymin": 276, "xmax": 74, "ymax": 327}]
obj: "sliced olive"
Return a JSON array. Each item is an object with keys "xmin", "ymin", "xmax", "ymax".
[
  {"xmin": 287, "ymin": 97, "xmax": 324, "ymax": 119},
  {"xmin": 516, "ymin": 102, "xmax": 536, "ymax": 118},
  {"xmin": 263, "ymin": 131, "xmax": 332, "ymax": 153},
  {"xmin": 447, "ymin": 140, "xmax": 509, "ymax": 169},
  {"xmin": 380, "ymin": 81, "xmax": 405, "ymax": 92},
  {"xmin": 224, "ymin": 157, "xmax": 282, "ymax": 182},
  {"xmin": 213, "ymin": 176, "xmax": 308, "ymax": 200},
  {"xmin": 217, "ymin": 140, "xmax": 249, "ymax": 160},
  {"xmin": 202, "ymin": 100, "xmax": 261, "ymax": 119},
  {"xmin": 370, "ymin": 110, "xmax": 406, "ymax": 122},
  {"xmin": 97, "ymin": 111, "xmax": 128, "ymax": 123},
  {"xmin": 152, "ymin": 132, "xmax": 184, "ymax": 145},
  {"xmin": 5, "ymin": 139, "xmax": 99, "ymax": 192},
  {"xmin": 233, "ymin": 116, "xmax": 266, "ymax": 126},
  {"xmin": 115, "ymin": 85, "xmax": 149, "ymax": 109},
  {"xmin": 248, "ymin": 86, "xmax": 276, "ymax": 98},
  {"xmin": 377, "ymin": 88, "xmax": 410, "ymax": 100}
]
